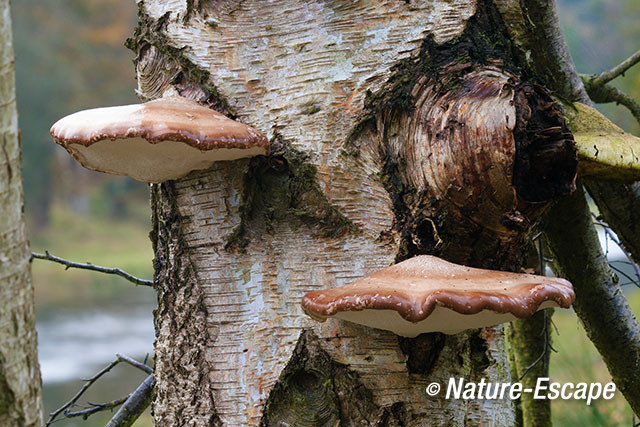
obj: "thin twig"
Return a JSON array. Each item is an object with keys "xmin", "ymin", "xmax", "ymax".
[
  {"xmin": 580, "ymin": 49, "xmax": 640, "ymax": 126},
  {"xmin": 517, "ymin": 310, "xmax": 555, "ymax": 382},
  {"xmin": 46, "ymin": 359, "xmax": 120, "ymax": 426},
  {"xmin": 45, "ymin": 354, "xmax": 153, "ymax": 426},
  {"xmin": 117, "ymin": 353, "xmax": 153, "ymax": 374},
  {"xmin": 64, "ymin": 396, "xmax": 128, "ymax": 419},
  {"xmin": 516, "ymin": 241, "xmax": 555, "ymax": 382},
  {"xmin": 592, "ymin": 215, "xmax": 640, "ymax": 282},
  {"xmin": 31, "ymin": 251, "xmax": 154, "ymax": 287},
  {"xmin": 590, "ymin": 49, "xmax": 640, "ymax": 87},
  {"xmin": 610, "ymin": 264, "xmax": 640, "ymax": 289}
]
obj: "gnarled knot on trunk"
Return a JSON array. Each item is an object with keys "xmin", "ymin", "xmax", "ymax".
[{"xmin": 377, "ymin": 66, "xmax": 577, "ymax": 260}]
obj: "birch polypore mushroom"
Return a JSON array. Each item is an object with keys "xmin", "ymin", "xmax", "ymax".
[
  {"xmin": 50, "ymin": 96, "xmax": 268, "ymax": 183},
  {"xmin": 302, "ymin": 255, "xmax": 575, "ymax": 337},
  {"xmin": 564, "ymin": 102, "xmax": 640, "ymax": 181}
]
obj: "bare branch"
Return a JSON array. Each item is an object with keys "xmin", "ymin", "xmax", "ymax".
[
  {"xmin": 105, "ymin": 375, "xmax": 155, "ymax": 427},
  {"xmin": 31, "ymin": 251, "xmax": 154, "ymax": 287},
  {"xmin": 589, "ymin": 49, "xmax": 640, "ymax": 87},
  {"xmin": 45, "ymin": 354, "xmax": 153, "ymax": 426},
  {"xmin": 592, "ymin": 215, "xmax": 640, "ymax": 284},
  {"xmin": 46, "ymin": 359, "xmax": 120, "ymax": 426},
  {"xmin": 580, "ymin": 76, "xmax": 640, "ymax": 126},
  {"xmin": 117, "ymin": 353, "xmax": 153, "ymax": 374},
  {"xmin": 587, "ymin": 180, "xmax": 640, "ymax": 267}
]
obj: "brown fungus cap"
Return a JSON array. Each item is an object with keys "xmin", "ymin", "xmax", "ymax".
[
  {"xmin": 50, "ymin": 96, "xmax": 269, "ymax": 183},
  {"xmin": 302, "ymin": 255, "xmax": 575, "ymax": 337}
]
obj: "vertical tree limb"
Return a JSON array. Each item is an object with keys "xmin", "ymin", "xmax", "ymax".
[
  {"xmin": 0, "ymin": 0, "xmax": 43, "ymax": 424},
  {"xmin": 516, "ymin": 0, "xmax": 592, "ymax": 104},
  {"xmin": 505, "ymin": 242, "xmax": 553, "ymax": 427},
  {"xmin": 507, "ymin": 310, "xmax": 553, "ymax": 427},
  {"xmin": 544, "ymin": 184, "xmax": 640, "ymax": 416}
]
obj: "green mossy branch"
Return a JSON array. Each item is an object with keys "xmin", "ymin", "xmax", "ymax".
[{"xmin": 506, "ymin": 310, "xmax": 553, "ymax": 427}]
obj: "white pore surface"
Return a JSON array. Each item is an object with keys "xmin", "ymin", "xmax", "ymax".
[
  {"xmin": 69, "ymin": 138, "xmax": 265, "ymax": 182},
  {"xmin": 335, "ymin": 300, "xmax": 560, "ymax": 337}
]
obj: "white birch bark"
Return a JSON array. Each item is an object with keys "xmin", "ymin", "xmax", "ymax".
[
  {"xmin": 132, "ymin": 1, "xmax": 540, "ymax": 424},
  {"xmin": 0, "ymin": 1, "xmax": 43, "ymax": 425}
]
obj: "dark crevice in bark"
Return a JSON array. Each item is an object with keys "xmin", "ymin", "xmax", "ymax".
[
  {"xmin": 150, "ymin": 183, "xmax": 221, "ymax": 426},
  {"xmin": 262, "ymin": 331, "xmax": 384, "ymax": 426},
  {"xmin": 377, "ymin": 155, "xmax": 441, "ymax": 264},
  {"xmin": 512, "ymin": 83, "xmax": 577, "ymax": 202},
  {"xmin": 125, "ymin": 4, "xmax": 234, "ymax": 115},
  {"xmin": 225, "ymin": 134, "xmax": 358, "ymax": 252},
  {"xmin": 0, "ymin": 354, "xmax": 17, "ymax": 420},
  {"xmin": 397, "ymin": 333, "xmax": 445, "ymax": 375},
  {"xmin": 469, "ymin": 331, "xmax": 491, "ymax": 373},
  {"xmin": 364, "ymin": 0, "xmax": 524, "ymax": 117}
]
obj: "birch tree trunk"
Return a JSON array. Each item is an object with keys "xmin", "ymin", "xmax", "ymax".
[
  {"xmin": 127, "ymin": 1, "xmax": 578, "ymax": 424},
  {"xmin": 0, "ymin": 1, "xmax": 43, "ymax": 425}
]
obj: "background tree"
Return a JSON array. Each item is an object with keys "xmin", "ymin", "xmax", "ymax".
[{"xmin": 0, "ymin": 0, "xmax": 43, "ymax": 425}]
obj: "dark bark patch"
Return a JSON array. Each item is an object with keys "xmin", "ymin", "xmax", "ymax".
[
  {"xmin": 397, "ymin": 333, "xmax": 445, "ymax": 375},
  {"xmin": 150, "ymin": 183, "xmax": 221, "ymax": 426},
  {"xmin": 512, "ymin": 83, "xmax": 577, "ymax": 203},
  {"xmin": 262, "ymin": 330, "xmax": 380, "ymax": 426},
  {"xmin": 469, "ymin": 331, "xmax": 491, "ymax": 372},
  {"xmin": 226, "ymin": 134, "xmax": 357, "ymax": 251},
  {"xmin": 0, "ymin": 354, "xmax": 16, "ymax": 417},
  {"xmin": 125, "ymin": 5, "xmax": 233, "ymax": 115},
  {"xmin": 364, "ymin": 0, "xmax": 522, "ymax": 116}
]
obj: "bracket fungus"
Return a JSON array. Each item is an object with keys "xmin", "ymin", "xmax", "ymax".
[
  {"xmin": 50, "ymin": 96, "xmax": 269, "ymax": 183},
  {"xmin": 302, "ymin": 255, "xmax": 575, "ymax": 337}
]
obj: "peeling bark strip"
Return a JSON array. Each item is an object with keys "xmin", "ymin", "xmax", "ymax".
[{"xmin": 136, "ymin": 0, "xmax": 578, "ymax": 425}]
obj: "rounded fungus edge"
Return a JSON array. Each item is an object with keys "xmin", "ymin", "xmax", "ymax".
[
  {"xmin": 50, "ymin": 96, "xmax": 269, "ymax": 183},
  {"xmin": 301, "ymin": 255, "xmax": 575, "ymax": 337}
]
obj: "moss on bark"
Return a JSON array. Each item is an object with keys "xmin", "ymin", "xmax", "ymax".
[{"xmin": 506, "ymin": 310, "xmax": 553, "ymax": 427}]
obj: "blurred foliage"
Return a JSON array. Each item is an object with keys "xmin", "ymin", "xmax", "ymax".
[
  {"xmin": 12, "ymin": 0, "xmax": 143, "ymax": 228},
  {"xmin": 558, "ymin": 0, "xmax": 640, "ymax": 134}
]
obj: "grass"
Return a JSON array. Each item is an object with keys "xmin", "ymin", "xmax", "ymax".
[{"xmin": 29, "ymin": 201, "xmax": 154, "ymax": 309}]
